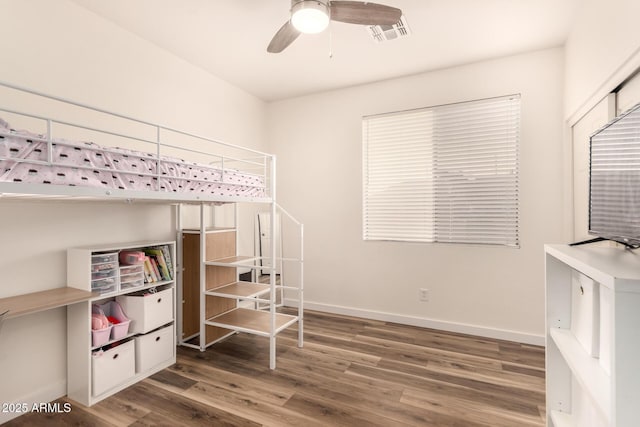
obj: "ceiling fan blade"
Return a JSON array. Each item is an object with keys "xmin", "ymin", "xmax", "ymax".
[
  {"xmin": 330, "ymin": 1, "xmax": 402, "ymax": 25},
  {"xmin": 267, "ymin": 21, "xmax": 301, "ymax": 53}
]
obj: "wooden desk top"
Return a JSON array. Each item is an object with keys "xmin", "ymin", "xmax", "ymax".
[{"xmin": 0, "ymin": 287, "xmax": 96, "ymax": 320}]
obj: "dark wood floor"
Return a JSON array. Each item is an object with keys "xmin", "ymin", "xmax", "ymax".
[{"xmin": 7, "ymin": 310, "xmax": 546, "ymax": 426}]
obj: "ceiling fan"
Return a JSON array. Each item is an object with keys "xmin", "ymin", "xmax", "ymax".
[{"xmin": 267, "ymin": 0, "xmax": 403, "ymax": 53}]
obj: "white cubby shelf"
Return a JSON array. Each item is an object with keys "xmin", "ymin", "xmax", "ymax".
[{"xmin": 545, "ymin": 244, "xmax": 640, "ymax": 427}]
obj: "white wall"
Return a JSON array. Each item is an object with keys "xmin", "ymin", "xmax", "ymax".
[
  {"xmin": 0, "ymin": 0, "xmax": 266, "ymax": 420},
  {"xmin": 268, "ymin": 48, "xmax": 565, "ymax": 343},
  {"xmin": 564, "ymin": 0, "xmax": 640, "ymax": 122}
]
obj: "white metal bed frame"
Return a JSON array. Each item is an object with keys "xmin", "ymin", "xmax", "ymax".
[
  {"xmin": 0, "ymin": 81, "xmax": 273, "ymax": 204},
  {"xmin": 0, "ymin": 80, "xmax": 303, "ymax": 370}
]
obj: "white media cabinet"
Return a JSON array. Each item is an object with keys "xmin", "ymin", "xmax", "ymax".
[{"xmin": 545, "ymin": 244, "xmax": 640, "ymax": 426}]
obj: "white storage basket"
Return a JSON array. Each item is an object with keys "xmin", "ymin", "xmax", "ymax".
[
  {"xmin": 92, "ymin": 340, "xmax": 135, "ymax": 396},
  {"xmin": 134, "ymin": 325, "xmax": 174, "ymax": 373},
  {"xmin": 116, "ymin": 287, "xmax": 173, "ymax": 334}
]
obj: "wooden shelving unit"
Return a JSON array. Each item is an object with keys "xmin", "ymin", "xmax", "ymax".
[
  {"xmin": 205, "ymin": 307, "xmax": 298, "ymax": 336},
  {"xmin": 205, "ymin": 281, "xmax": 270, "ymax": 299},
  {"xmin": 178, "ymin": 205, "xmax": 304, "ymax": 369},
  {"xmin": 181, "ymin": 228, "xmax": 239, "ymax": 347},
  {"xmin": 207, "ymin": 255, "xmax": 258, "ymax": 265}
]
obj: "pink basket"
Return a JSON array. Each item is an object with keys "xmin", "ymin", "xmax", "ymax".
[
  {"xmin": 91, "ymin": 304, "xmax": 112, "ymax": 347},
  {"xmin": 91, "ymin": 326, "xmax": 112, "ymax": 347},
  {"xmin": 99, "ymin": 301, "xmax": 131, "ymax": 341}
]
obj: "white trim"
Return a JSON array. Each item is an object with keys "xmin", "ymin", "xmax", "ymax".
[
  {"xmin": 286, "ymin": 299, "xmax": 545, "ymax": 346},
  {"xmin": 0, "ymin": 379, "xmax": 66, "ymax": 424},
  {"xmin": 567, "ymin": 46, "xmax": 640, "ymax": 127}
]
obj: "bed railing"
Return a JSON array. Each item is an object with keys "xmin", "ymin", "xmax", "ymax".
[{"xmin": 0, "ymin": 80, "xmax": 274, "ymax": 203}]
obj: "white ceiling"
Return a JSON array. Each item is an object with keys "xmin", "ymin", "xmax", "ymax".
[{"xmin": 71, "ymin": 0, "xmax": 581, "ymax": 102}]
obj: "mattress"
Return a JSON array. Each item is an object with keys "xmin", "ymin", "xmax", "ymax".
[{"xmin": 0, "ymin": 118, "xmax": 265, "ymax": 199}]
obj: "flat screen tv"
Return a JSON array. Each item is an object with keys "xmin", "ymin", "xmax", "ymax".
[{"xmin": 586, "ymin": 101, "xmax": 640, "ymax": 249}]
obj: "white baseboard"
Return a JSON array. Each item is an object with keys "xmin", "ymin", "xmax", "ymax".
[
  {"xmin": 0, "ymin": 379, "xmax": 66, "ymax": 424},
  {"xmin": 287, "ymin": 299, "xmax": 545, "ymax": 346}
]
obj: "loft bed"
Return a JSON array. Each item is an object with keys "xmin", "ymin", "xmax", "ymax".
[
  {"xmin": 0, "ymin": 81, "xmax": 303, "ymax": 372},
  {"xmin": 0, "ymin": 81, "xmax": 274, "ymax": 204}
]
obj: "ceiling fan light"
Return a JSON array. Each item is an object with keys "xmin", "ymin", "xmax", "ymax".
[{"xmin": 291, "ymin": 1, "xmax": 330, "ymax": 34}]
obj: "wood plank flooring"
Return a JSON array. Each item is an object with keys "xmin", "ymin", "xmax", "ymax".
[{"xmin": 6, "ymin": 310, "xmax": 546, "ymax": 426}]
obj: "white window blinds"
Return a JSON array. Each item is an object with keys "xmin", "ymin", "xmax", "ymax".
[{"xmin": 363, "ymin": 95, "xmax": 520, "ymax": 247}]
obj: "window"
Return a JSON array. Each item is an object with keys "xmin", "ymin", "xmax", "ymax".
[{"xmin": 362, "ymin": 95, "xmax": 520, "ymax": 247}]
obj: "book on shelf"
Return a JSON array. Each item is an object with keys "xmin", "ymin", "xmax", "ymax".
[
  {"xmin": 143, "ymin": 256, "xmax": 155, "ymax": 283},
  {"xmin": 158, "ymin": 245, "xmax": 174, "ymax": 279},
  {"xmin": 144, "ymin": 247, "xmax": 172, "ymax": 281},
  {"xmin": 149, "ymin": 256, "xmax": 162, "ymax": 282}
]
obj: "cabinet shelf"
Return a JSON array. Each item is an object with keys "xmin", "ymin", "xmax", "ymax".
[
  {"xmin": 89, "ymin": 280, "xmax": 173, "ymax": 301},
  {"xmin": 545, "ymin": 244, "xmax": 640, "ymax": 290},
  {"xmin": 205, "ymin": 281, "xmax": 270, "ymax": 299},
  {"xmin": 545, "ymin": 244, "xmax": 640, "ymax": 427},
  {"xmin": 67, "ymin": 240, "xmax": 177, "ymax": 407},
  {"xmin": 205, "ymin": 307, "xmax": 298, "ymax": 337},
  {"xmin": 90, "ymin": 332, "xmax": 136, "ymax": 351},
  {"xmin": 205, "ymin": 255, "xmax": 261, "ymax": 268},
  {"xmin": 205, "ymin": 256, "xmax": 300, "ymax": 269},
  {"xmin": 0, "ymin": 287, "xmax": 96, "ymax": 319},
  {"xmin": 549, "ymin": 328, "xmax": 611, "ymax": 421}
]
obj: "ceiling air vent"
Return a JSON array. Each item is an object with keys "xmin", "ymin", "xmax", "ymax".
[{"xmin": 366, "ymin": 15, "xmax": 411, "ymax": 43}]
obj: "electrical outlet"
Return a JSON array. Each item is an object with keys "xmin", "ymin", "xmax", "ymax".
[{"xmin": 419, "ymin": 288, "xmax": 429, "ymax": 302}]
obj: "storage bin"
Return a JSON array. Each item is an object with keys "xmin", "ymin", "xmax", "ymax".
[
  {"xmin": 120, "ymin": 271, "xmax": 144, "ymax": 282},
  {"xmin": 134, "ymin": 325, "xmax": 174, "ymax": 373},
  {"xmin": 91, "ymin": 252, "xmax": 118, "ymax": 265},
  {"xmin": 91, "ymin": 277, "xmax": 117, "ymax": 295},
  {"xmin": 91, "ymin": 304, "xmax": 112, "ymax": 347},
  {"xmin": 119, "ymin": 264, "xmax": 144, "ymax": 291},
  {"xmin": 99, "ymin": 300, "xmax": 131, "ymax": 341},
  {"xmin": 91, "ymin": 252, "xmax": 118, "ymax": 295},
  {"xmin": 92, "ymin": 267, "xmax": 118, "ymax": 281},
  {"xmin": 91, "ymin": 326, "xmax": 112, "ymax": 347},
  {"xmin": 91, "ymin": 261, "xmax": 117, "ymax": 273},
  {"xmin": 116, "ymin": 287, "xmax": 173, "ymax": 334},
  {"xmin": 92, "ymin": 340, "xmax": 135, "ymax": 396},
  {"xmin": 120, "ymin": 279, "xmax": 144, "ymax": 291},
  {"xmin": 120, "ymin": 264, "xmax": 144, "ymax": 276},
  {"xmin": 570, "ymin": 270, "xmax": 600, "ymax": 357}
]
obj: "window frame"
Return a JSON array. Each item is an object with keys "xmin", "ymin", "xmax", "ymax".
[{"xmin": 362, "ymin": 94, "xmax": 521, "ymax": 247}]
